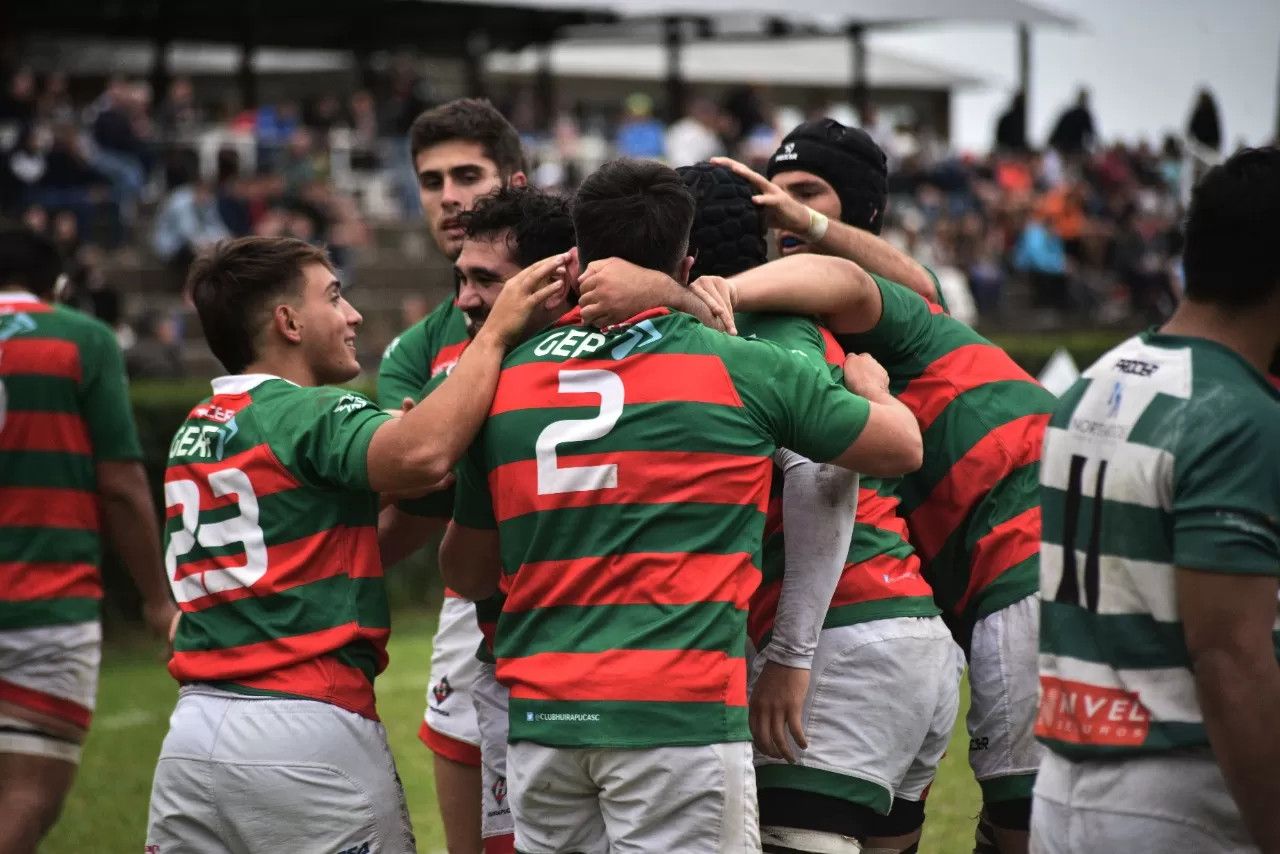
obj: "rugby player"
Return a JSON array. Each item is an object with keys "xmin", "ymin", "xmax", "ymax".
[
  {"xmin": 1034, "ymin": 146, "xmax": 1280, "ymax": 853},
  {"xmin": 145, "ymin": 235, "xmax": 563, "ymax": 853},
  {"xmin": 709, "ymin": 125, "xmax": 1057, "ymax": 854},
  {"xmin": 439, "ymin": 158, "xmax": 923, "ymax": 854},
  {"xmin": 0, "ymin": 226, "xmax": 178, "ymax": 854},
  {"xmin": 376, "ymin": 98, "xmax": 527, "ymax": 854}
]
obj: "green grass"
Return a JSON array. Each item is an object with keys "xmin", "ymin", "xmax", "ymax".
[{"xmin": 44, "ymin": 610, "xmax": 981, "ymax": 853}]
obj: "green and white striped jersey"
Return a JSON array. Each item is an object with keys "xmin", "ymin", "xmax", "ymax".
[{"xmin": 1037, "ymin": 330, "xmax": 1280, "ymax": 759}]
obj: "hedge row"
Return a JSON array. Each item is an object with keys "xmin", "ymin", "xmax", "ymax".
[{"xmin": 100, "ymin": 330, "xmax": 1128, "ymax": 629}]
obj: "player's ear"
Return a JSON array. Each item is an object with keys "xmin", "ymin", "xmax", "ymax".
[
  {"xmin": 509, "ymin": 171, "xmax": 528, "ymax": 188},
  {"xmin": 273, "ymin": 304, "xmax": 303, "ymax": 345},
  {"xmin": 677, "ymin": 255, "xmax": 695, "ymax": 286}
]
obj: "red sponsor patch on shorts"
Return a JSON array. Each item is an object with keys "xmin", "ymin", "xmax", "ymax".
[{"xmin": 1037, "ymin": 676, "xmax": 1151, "ymax": 747}]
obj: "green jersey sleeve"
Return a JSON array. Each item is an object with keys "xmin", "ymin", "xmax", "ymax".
[
  {"xmin": 397, "ymin": 372, "xmax": 456, "ymax": 519},
  {"xmin": 712, "ymin": 330, "xmax": 870, "ymax": 465},
  {"xmin": 78, "ymin": 318, "xmax": 143, "ymax": 461},
  {"xmin": 453, "ymin": 445, "xmax": 497, "ymax": 531},
  {"xmin": 734, "ymin": 312, "xmax": 832, "ymax": 375},
  {"xmin": 831, "ymin": 275, "xmax": 934, "ymax": 369},
  {"xmin": 287, "ymin": 388, "xmax": 393, "ymax": 491},
  {"xmin": 1172, "ymin": 407, "xmax": 1280, "ymax": 576},
  {"xmin": 377, "ymin": 319, "xmax": 432, "ymax": 408}
]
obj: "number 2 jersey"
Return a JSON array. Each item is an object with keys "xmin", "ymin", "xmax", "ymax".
[
  {"xmin": 1038, "ymin": 331, "xmax": 1280, "ymax": 758},
  {"xmin": 453, "ymin": 306, "xmax": 871, "ymax": 749},
  {"xmin": 164, "ymin": 375, "xmax": 394, "ymax": 720},
  {"xmin": 0, "ymin": 292, "xmax": 142, "ymax": 631}
]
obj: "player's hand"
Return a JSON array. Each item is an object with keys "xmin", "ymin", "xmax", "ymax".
[
  {"xmin": 578, "ymin": 258, "xmax": 680, "ymax": 328},
  {"xmin": 483, "ymin": 253, "xmax": 570, "ymax": 348},
  {"xmin": 710, "ymin": 156, "xmax": 813, "ymax": 237},
  {"xmin": 750, "ymin": 659, "xmax": 810, "ymax": 764},
  {"xmin": 688, "ymin": 276, "xmax": 738, "ymax": 336},
  {"xmin": 384, "ymin": 397, "xmax": 418, "ymax": 419},
  {"xmin": 843, "ymin": 352, "xmax": 891, "ymax": 400},
  {"xmin": 143, "ymin": 598, "xmax": 181, "ymax": 650}
]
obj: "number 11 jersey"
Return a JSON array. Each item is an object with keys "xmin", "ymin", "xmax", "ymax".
[
  {"xmin": 163, "ymin": 374, "xmax": 393, "ymax": 720},
  {"xmin": 454, "ymin": 306, "xmax": 873, "ymax": 750},
  {"xmin": 1037, "ymin": 331, "xmax": 1280, "ymax": 759}
]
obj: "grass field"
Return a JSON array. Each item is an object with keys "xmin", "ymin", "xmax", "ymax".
[{"xmin": 43, "ymin": 610, "xmax": 982, "ymax": 853}]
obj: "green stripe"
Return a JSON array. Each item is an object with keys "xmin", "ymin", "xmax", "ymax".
[
  {"xmin": 1041, "ymin": 722, "xmax": 1208, "ymax": 759},
  {"xmin": 174, "ymin": 576, "xmax": 389, "ymax": 653},
  {"xmin": 758, "ymin": 529, "xmax": 786, "ymax": 585},
  {"xmin": 972, "ymin": 556, "xmax": 1038, "ymax": 622},
  {"xmin": 979, "ymin": 774, "xmax": 1037, "ymax": 803},
  {"xmin": 1125, "ymin": 392, "xmax": 1192, "ymax": 453},
  {"xmin": 496, "ymin": 601, "xmax": 745, "ymax": 659},
  {"xmin": 847, "ymin": 524, "xmax": 916, "ymax": 564},
  {"xmin": 1040, "ymin": 601, "xmax": 1190, "ymax": 670},
  {"xmin": 482, "ymin": 402, "xmax": 770, "ymax": 468},
  {"xmin": 0, "ymin": 449, "xmax": 95, "ymax": 489},
  {"xmin": 496, "ymin": 502, "xmax": 765, "ymax": 569},
  {"xmin": 899, "ymin": 380, "xmax": 1052, "ymax": 516},
  {"xmin": 0, "ymin": 597, "xmax": 99, "ymax": 629},
  {"xmin": 0, "ymin": 375, "xmax": 80, "ymax": 412},
  {"xmin": 0, "ymin": 528, "xmax": 99, "ymax": 564},
  {"xmin": 329, "ymin": 642, "xmax": 381, "ymax": 684},
  {"xmin": 1041, "ymin": 488, "xmax": 1172, "ymax": 564},
  {"xmin": 823, "ymin": 597, "xmax": 940, "ymax": 629},
  {"xmin": 755, "ymin": 763, "xmax": 892, "ymax": 814},
  {"xmin": 507, "ymin": 698, "xmax": 748, "ymax": 747}
]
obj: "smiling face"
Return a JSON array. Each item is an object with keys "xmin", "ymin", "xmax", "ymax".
[
  {"xmin": 290, "ymin": 261, "xmax": 363, "ymax": 385},
  {"xmin": 771, "ymin": 170, "xmax": 842, "ymax": 256},
  {"xmin": 416, "ymin": 140, "xmax": 519, "ymax": 261},
  {"xmin": 455, "ymin": 233, "xmax": 521, "ymax": 338}
]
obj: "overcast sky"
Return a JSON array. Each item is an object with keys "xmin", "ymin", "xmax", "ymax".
[{"xmin": 869, "ymin": 0, "xmax": 1280, "ymax": 153}]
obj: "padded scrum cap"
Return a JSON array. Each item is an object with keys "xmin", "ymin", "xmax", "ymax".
[
  {"xmin": 677, "ymin": 163, "xmax": 768, "ymax": 280},
  {"xmin": 766, "ymin": 118, "xmax": 888, "ymax": 235}
]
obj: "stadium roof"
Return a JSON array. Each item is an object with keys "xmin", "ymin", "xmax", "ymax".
[{"xmin": 487, "ymin": 38, "xmax": 985, "ymax": 90}]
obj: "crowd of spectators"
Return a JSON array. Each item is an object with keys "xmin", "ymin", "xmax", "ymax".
[{"xmin": 0, "ymin": 60, "xmax": 1260, "ymax": 373}]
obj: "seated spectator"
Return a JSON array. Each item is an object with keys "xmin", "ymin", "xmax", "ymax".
[
  {"xmin": 615, "ymin": 93, "xmax": 666, "ymax": 160},
  {"xmin": 1013, "ymin": 210, "xmax": 1069, "ymax": 315},
  {"xmin": 89, "ymin": 77, "xmax": 147, "ymax": 236},
  {"xmin": 29, "ymin": 122, "xmax": 103, "ymax": 245},
  {"xmin": 151, "ymin": 166, "xmax": 231, "ymax": 291}
]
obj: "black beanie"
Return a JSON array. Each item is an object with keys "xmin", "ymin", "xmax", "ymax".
[
  {"xmin": 677, "ymin": 163, "xmax": 768, "ymax": 280},
  {"xmin": 766, "ymin": 118, "xmax": 888, "ymax": 235}
]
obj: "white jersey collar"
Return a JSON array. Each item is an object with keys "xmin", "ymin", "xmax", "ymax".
[
  {"xmin": 210, "ymin": 373, "xmax": 300, "ymax": 396},
  {"xmin": 0, "ymin": 291, "xmax": 41, "ymax": 304}
]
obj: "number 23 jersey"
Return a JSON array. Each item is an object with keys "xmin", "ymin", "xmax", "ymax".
[
  {"xmin": 163, "ymin": 374, "xmax": 393, "ymax": 720},
  {"xmin": 454, "ymin": 306, "xmax": 872, "ymax": 750}
]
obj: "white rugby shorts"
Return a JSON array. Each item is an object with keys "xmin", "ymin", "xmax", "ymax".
[
  {"xmin": 751, "ymin": 616, "xmax": 963, "ymax": 813},
  {"xmin": 147, "ymin": 686, "xmax": 416, "ymax": 853},
  {"xmin": 0, "ymin": 621, "xmax": 101, "ymax": 763},
  {"xmin": 420, "ymin": 595, "xmax": 483, "ymax": 765},
  {"xmin": 473, "ymin": 660, "xmax": 514, "ymax": 846}
]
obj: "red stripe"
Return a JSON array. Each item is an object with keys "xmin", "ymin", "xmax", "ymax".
[
  {"xmin": 0, "ymin": 411, "xmax": 91, "ymax": 455},
  {"xmin": 485, "ymin": 834, "xmax": 516, "ymax": 854},
  {"xmin": 490, "ymin": 451, "xmax": 771, "ymax": 522},
  {"xmin": 956, "ymin": 505, "xmax": 1042, "ymax": 614},
  {"xmin": 0, "ymin": 678, "xmax": 92, "ymax": 729},
  {"xmin": 500, "ymin": 648, "xmax": 746, "ymax": 706},
  {"xmin": 748, "ymin": 579, "xmax": 780, "ymax": 647},
  {"xmin": 187, "ymin": 392, "xmax": 254, "ymax": 423},
  {"xmin": 506, "ymin": 552, "xmax": 760, "ymax": 613},
  {"xmin": 555, "ymin": 306, "xmax": 672, "ymax": 331},
  {"xmin": 0, "ymin": 299, "xmax": 52, "ymax": 314},
  {"xmin": 898, "ymin": 343, "xmax": 1040, "ymax": 431},
  {"xmin": 431, "ymin": 340, "xmax": 469, "ymax": 377},
  {"xmin": 819, "ymin": 326, "xmax": 846, "ymax": 368},
  {"xmin": 1271, "ymin": 376, "xmax": 1280, "ymax": 390},
  {"xmin": 173, "ymin": 526, "xmax": 381, "ymax": 611},
  {"xmin": 164, "ymin": 444, "xmax": 301, "ymax": 516},
  {"xmin": 170, "ymin": 624, "xmax": 390, "ymax": 719},
  {"xmin": 908, "ymin": 413, "xmax": 1050, "ymax": 563},
  {"xmin": 0, "ymin": 338, "xmax": 81, "ymax": 381},
  {"xmin": 0, "ymin": 487, "xmax": 98, "ymax": 530},
  {"xmin": 830, "ymin": 553, "xmax": 932, "ymax": 609},
  {"xmin": 418, "ymin": 720, "xmax": 483, "ymax": 765},
  {"xmin": 0, "ymin": 561, "xmax": 101, "ymax": 601},
  {"xmin": 857, "ymin": 487, "xmax": 906, "ymax": 531},
  {"xmin": 490, "ymin": 353, "xmax": 742, "ymax": 416}
]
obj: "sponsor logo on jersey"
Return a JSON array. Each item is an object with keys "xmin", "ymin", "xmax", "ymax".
[
  {"xmin": 333, "ymin": 394, "xmax": 371, "ymax": 414},
  {"xmin": 774, "ymin": 141, "xmax": 799, "ymax": 162},
  {"xmin": 144, "ymin": 846, "xmax": 160, "ymax": 854},
  {"xmin": 336, "ymin": 843, "xmax": 371, "ymax": 854},
  {"xmin": 491, "ymin": 776, "xmax": 507, "ymax": 805},
  {"xmin": 1069, "ymin": 417, "xmax": 1127, "ymax": 441},
  {"xmin": 1105, "ymin": 381, "xmax": 1123, "ymax": 419},
  {"xmin": 1114, "ymin": 358, "xmax": 1159, "ymax": 378},
  {"xmin": 432, "ymin": 675, "xmax": 453, "ymax": 705},
  {"xmin": 525, "ymin": 712, "xmax": 602, "ymax": 723},
  {"xmin": 1036, "ymin": 676, "xmax": 1151, "ymax": 747},
  {"xmin": 0, "ymin": 312, "xmax": 36, "ymax": 341},
  {"xmin": 382, "ymin": 335, "xmax": 402, "ymax": 359}
]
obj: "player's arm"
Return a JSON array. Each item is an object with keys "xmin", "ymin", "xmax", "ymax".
[
  {"xmin": 378, "ymin": 506, "xmax": 447, "ymax": 567},
  {"xmin": 830, "ymin": 353, "xmax": 921, "ymax": 476},
  {"xmin": 81, "ymin": 325, "xmax": 177, "ymax": 641},
  {"xmin": 438, "ymin": 451, "xmax": 502, "ymax": 601},
  {"xmin": 752, "ymin": 448, "xmax": 857, "ymax": 764},
  {"xmin": 365, "ymin": 253, "xmax": 568, "ymax": 494},
  {"xmin": 706, "ymin": 253, "xmax": 885, "ymax": 335},
  {"xmin": 710, "ymin": 155, "xmax": 940, "ymax": 303},
  {"xmin": 575, "ymin": 256, "xmax": 734, "ymax": 334}
]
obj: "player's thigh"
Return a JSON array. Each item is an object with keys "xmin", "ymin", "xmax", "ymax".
[
  {"xmin": 473, "ymin": 662, "xmax": 514, "ymax": 845},
  {"xmin": 507, "ymin": 742, "xmax": 606, "ymax": 854},
  {"xmin": 0, "ymin": 622, "xmax": 101, "ymax": 738},
  {"xmin": 593, "ymin": 741, "xmax": 760, "ymax": 854},
  {"xmin": 966, "ymin": 596, "xmax": 1043, "ymax": 792},
  {"xmin": 896, "ymin": 637, "xmax": 965, "ymax": 803},
  {"xmin": 0, "ymin": 749, "xmax": 79, "ymax": 842},
  {"xmin": 423, "ymin": 596, "xmax": 484, "ymax": 754}
]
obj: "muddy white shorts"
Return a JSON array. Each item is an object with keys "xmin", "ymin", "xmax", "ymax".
[
  {"xmin": 0, "ymin": 621, "xmax": 101, "ymax": 763},
  {"xmin": 967, "ymin": 594, "xmax": 1044, "ymax": 803},
  {"xmin": 146, "ymin": 686, "xmax": 416, "ymax": 854},
  {"xmin": 1031, "ymin": 749, "xmax": 1257, "ymax": 854},
  {"xmin": 508, "ymin": 740, "xmax": 760, "ymax": 854},
  {"xmin": 420, "ymin": 595, "xmax": 483, "ymax": 765},
  {"xmin": 473, "ymin": 660, "xmax": 514, "ymax": 845},
  {"xmin": 752, "ymin": 616, "xmax": 963, "ymax": 813}
]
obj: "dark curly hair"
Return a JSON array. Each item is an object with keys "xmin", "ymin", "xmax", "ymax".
[
  {"xmin": 458, "ymin": 185, "xmax": 575, "ymax": 268},
  {"xmin": 677, "ymin": 162, "xmax": 768, "ymax": 280}
]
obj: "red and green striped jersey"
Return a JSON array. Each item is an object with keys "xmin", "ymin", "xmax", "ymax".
[
  {"xmin": 453, "ymin": 306, "xmax": 871, "ymax": 749},
  {"xmin": 164, "ymin": 375, "xmax": 393, "ymax": 720},
  {"xmin": 741, "ymin": 315, "xmax": 937, "ymax": 648},
  {"xmin": 0, "ymin": 292, "xmax": 142, "ymax": 630},
  {"xmin": 378, "ymin": 298, "xmax": 469, "ymax": 408},
  {"xmin": 835, "ymin": 277, "xmax": 1057, "ymax": 646}
]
